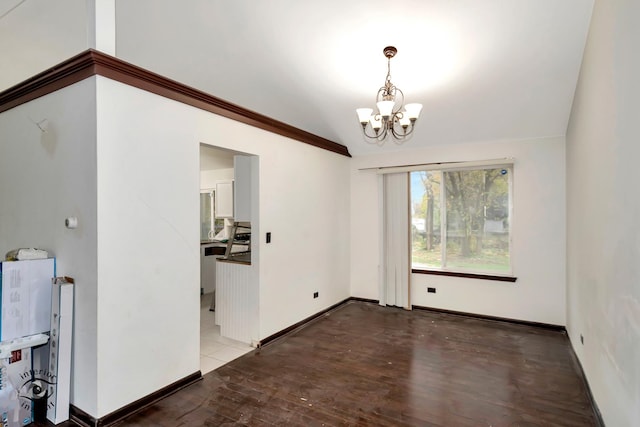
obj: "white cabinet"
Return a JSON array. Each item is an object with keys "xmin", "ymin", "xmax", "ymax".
[
  {"xmin": 233, "ymin": 155, "xmax": 254, "ymax": 222},
  {"xmin": 214, "ymin": 181, "xmax": 234, "ymax": 218}
]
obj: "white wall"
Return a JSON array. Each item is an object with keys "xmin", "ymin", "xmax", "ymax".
[
  {"xmin": 195, "ymin": 113, "xmax": 352, "ymax": 339},
  {"xmin": 0, "ymin": 79, "xmax": 99, "ymax": 414},
  {"xmin": 0, "ymin": 73, "xmax": 351, "ymax": 417},
  {"xmin": 566, "ymin": 0, "xmax": 640, "ymax": 425},
  {"xmin": 94, "ymin": 77, "xmax": 201, "ymax": 416},
  {"xmin": 351, "ymin": 137, "xmax": 566, "ymax": 325}
]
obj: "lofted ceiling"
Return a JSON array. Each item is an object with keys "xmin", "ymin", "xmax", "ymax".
[{"xmin": 0, "ymin": 0, "xmax": 594, "ymax": 156}]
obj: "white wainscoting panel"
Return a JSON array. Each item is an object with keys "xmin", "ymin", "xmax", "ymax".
[{"xmin": 215, "ymin": 260, "xmax": 252, "ymax": 344}]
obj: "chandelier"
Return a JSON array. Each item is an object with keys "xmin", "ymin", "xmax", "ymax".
[{"xmin": 356, "ymin": 46, "xmax": 423, "ymax": 145}]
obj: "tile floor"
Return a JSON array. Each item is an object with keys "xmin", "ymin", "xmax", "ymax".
[{"xmin": 200, "ymin": 293, "xmax": 253, "ymax": 374}]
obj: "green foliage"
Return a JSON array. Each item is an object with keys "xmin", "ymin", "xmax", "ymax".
[
  {"xmin": 412, "ymin": 235, "xmax": 509, "ymax": 272},
  {"xmin": 411, "ymin": 167, "xmax": 510, "ymax": 273}
]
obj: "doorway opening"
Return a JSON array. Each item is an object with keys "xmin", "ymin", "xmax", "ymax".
[{"xmin": 198, "ymin": 143, "xmax": 259, "ymax": 374}]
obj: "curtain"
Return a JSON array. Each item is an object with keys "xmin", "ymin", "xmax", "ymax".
[{"xmin": 379, "ymin": 172, "xmax": 411, "ymax": 309}]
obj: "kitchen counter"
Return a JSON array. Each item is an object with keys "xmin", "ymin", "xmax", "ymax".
[
  {"xmin": 217, "ymin": 253, "xmax": 251, "ymax": 265},
  {"xmin": 201, "ymin": 241, "xmax": 227, "ymax": 246}
]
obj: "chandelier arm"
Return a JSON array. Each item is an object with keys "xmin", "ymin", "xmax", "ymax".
[
  {"xmin": 361, "ymin": 126, "xmax": 381, "ymax": 140},
  {"xmin": 363, "ymin": 131, "xmax": 389, "ymax": 145},
  {"xmin": 360, "ymin": 120, "xmax": 389, "ymax": 141},
  {"xmin": 389, "ymin": 119, "xmax": 417, "ymax": 141},
  {"xmin": 392, "ymin": 88, "xmax": 404, "ymax": 114}
]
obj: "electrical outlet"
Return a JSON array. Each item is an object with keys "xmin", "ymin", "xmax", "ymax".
[
  {"xmin": 313, "ymin": 291, "xmax": 319, "ymax": 299},
  {"xmin": 580, "ymin": 334, "xmax": 584, "ymax": 345},
  {"xmin": 427, "ymin": 287, "xmax": 436, "ymax": 293}
]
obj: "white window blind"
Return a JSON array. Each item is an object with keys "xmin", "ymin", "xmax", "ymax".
[{"xmin": 380, "ymin": 173, "xmax": 411, "ymax": 309}]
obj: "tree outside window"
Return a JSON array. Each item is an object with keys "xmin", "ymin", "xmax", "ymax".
[{"xmin": 411, "ymin": 166, "xmax": 511, "ymax": 274}]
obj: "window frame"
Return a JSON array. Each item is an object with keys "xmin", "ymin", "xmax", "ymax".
[
  {"xmin": 410, "ymin": 162, "xmax": 516, "ymax": 282},
  {"xmin": 200, "ymin": 189, "xmax": 225, "ymax": 242}
]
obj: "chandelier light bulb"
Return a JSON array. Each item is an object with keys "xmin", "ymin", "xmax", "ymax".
[
  {"xmin": 356, "ymin": 108, "xmax": 373, "ymax": 125},
  {"xmin": 404, "ymin": 103, "xmax": 423, "ymax": 121},
  {"xmin": 399, "ymin": 114, "xmax": 411, "ymax": 129},
  {"xmin": 376, "ymin": 100, "xmax": 395, "ymax": 120},
  {"xmin": 370, "ymin": 115, "xmax": 382, "ymax": 131}
]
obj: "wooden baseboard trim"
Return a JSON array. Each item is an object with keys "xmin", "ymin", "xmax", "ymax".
[
  {"xmin": 411, "ymin": 304, "xmax": 566, "ymax": 332},
  {"xmin": 259, "ymin": 297, "xmax": 381, "ymax": 347},
  {"xmin": 347, "ymin": 296, "xmax": 379, "ymax": 304},
  {"xmin": 68, "ymin": 405, "xmax": 94, "ymax": 427},
  {"xmin": 66, "ymin": 299, "xmax": 375, "ymax": 425},
  {"xmin": 259, "ymin": 298, "xmax": 356, "ymax": 347},
  {"xmin": 69, "ymin": 371, "xmax": 202, "ymax": 426},
  {"xmin": 569, "ymin": 343, "xmax": 606, "ymax": 427},
  {"xmin": 259, "ymin": 300, "xmax": 564, "ymax": 350}
]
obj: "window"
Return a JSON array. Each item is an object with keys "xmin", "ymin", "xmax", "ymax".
[
  {"xmin": 410, "ymin": 165, "xmax": 512, "ymax": 276},
  {"xmin": 200, "ymin": 190, "xmax": 225, "ymax": 241}
]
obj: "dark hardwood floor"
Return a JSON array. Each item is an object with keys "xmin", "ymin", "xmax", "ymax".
[{"xmin": 46, "ymin": 301, "xmax": 601, "ymax": 426}]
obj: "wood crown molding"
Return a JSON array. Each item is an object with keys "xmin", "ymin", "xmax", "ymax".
[{"xmin": 0, "ymin": 49, "xmax": 351, "ymax": 157}]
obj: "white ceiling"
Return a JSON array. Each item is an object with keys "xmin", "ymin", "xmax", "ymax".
[
  {"xmin": 1, "ymin": 0, "xmax": 594, "ymax": 156},
  {"xmin": 0, "ymin": 0, "xmax": 87, "ymax": 91}
]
